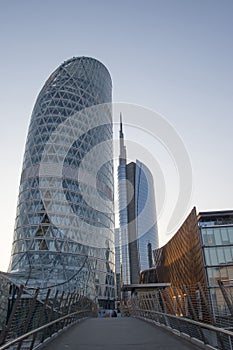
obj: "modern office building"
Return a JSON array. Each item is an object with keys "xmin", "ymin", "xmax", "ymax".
[
  {"xmin": 114, "ymin": 228, "xmax": 121, "ymax": 300},
  {"xmin": 118, "ymin": 118, "xmax": 158, "ymax": 296},
  {"xmin": 139, "ymin": 208, "xmax": 233, "ymax": 324},
  {"xmin": 198, "ymin": 210, "xmax": 233, "ymax": 317},
  {"xmin": 8, "ymin": 57, "xmax": 115, "ymax": 305},
  {"xmin": 118, "ymin": 117, "xmax": 131, "ymax": 297},
  {"xmin": 127, "ymin": 160, "xmax": 158, "ymax": 274}
]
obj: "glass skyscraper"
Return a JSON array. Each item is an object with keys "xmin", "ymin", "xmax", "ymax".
[
  {"xmin": 114, "ymin": 228, "xmax": 121, "ymax": 300},
  {"xmin": 8, "ymin": 57, "xmax": 115, "ymax": 305},
  {"xmin": 118, "ymin": 116, "xmax": 131, "ymax": 295},
  {"xmin": 118, "ymin": 119, "xmax": 158, "ymax": 296}
]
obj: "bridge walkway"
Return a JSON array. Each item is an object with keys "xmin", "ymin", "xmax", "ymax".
[{"xmin": 42, "ymin": 317, "xmax": 201, "ymax": 350}]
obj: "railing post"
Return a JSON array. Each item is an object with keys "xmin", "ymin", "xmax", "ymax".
[
  {"xmin": 71, "ymin": 291, "xmax": 79, "ymax": 314},
  {"xmin": 150, "ymin": 292, "xmax": 157, "ymax": 319},
  {"xmin": 29, "ymin": 288, "xmax": 51, "ymax": 350},
  {"xmin": 137, "ymin": 294, "xmax": 141, "ymax": 316},
  {"xmin": 197, "ymin": 282, "xmax": 215, "ymax": 324},
  {"xmin": 218, "ymin": 280, "xmax": 233, "ymax": 317},
  {"xmin": 56, "ymin": 291, "xmax": 65, "ymax": 315},
  {"xmin": 71, "ymin": 291, "xmax": 79, "ymax": 322},
  {"xmin": 156, "ymin": 291, "xmax": 163, "ymax": 313},
  {"xmin": 0, "ymin": 285, "xmax": 24, "ymax": 345},
  {"xmin": 163, "ymin": 288, "xmax": 177, "ymax": 315},
  {"xmin": 172, "ymin": 286, "xmax": 185, "ymax": 316},
  {"xmin": 42, "ymin": 290, "xmax": 59, "ymax": 341},
  {"xmin": 142, "ymin": 293, "xmax": 147, "ymax": 317},
  {"xmin": 159, "ymin": 290, "xmax": 170, "ymax": 327},
  {"xmin": 16, "ymin": 288, "xmax": 40, "ymax": 350},
  {"xmin": 159, "ymin": 290, "xmax": 167, "ymax": 313},
  {"xmin": 229, "ymin": 335, "xmax": 233, "ymax": 350},
  {"xmin": 183, "ymin": 285, "xmax": 207, "ymax": 344},
  {"xmin": 129, "ymin": 296, "xmax": 134, "ymax": 316},
  {"xmin": 151, "ymin": 291, "xmax": 160, "ymax": 323},
  {"xmin": 163, "ymin": 288, "xmax": 182, "ymax": 332},
  {"xmin": 183, "ymin": 285, "xmax": 198, "ymax": 320},
  {"xmin": 134, "ymin": 295, "xmax": 139, "ymax": 316},
  {"xmin": 65, "ymin": 292, "xmax": 76, "ymax": 327},
  {"xmin": 60, "ymin": 292, "xmax": 70, "ymax": 329},
  {"xmin": 144, "ymin": 294, "xmax": 150, "ymax": 318}
]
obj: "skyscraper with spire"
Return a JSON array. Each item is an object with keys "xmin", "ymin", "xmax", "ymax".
[
  {"xmin": 118, "ymin": 117, "xmax": 158, "ymax": 298},
  {"xmin": 119, "ymin": 113, "xmax": 127, "ymax": 164},
  {"xmin": 118, "ymin": 115, "xmax": 131, "ymax": 298}
]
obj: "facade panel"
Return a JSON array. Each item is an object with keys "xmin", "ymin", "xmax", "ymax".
[
  {"xmin": 152, "ymin": 208, "xmax": 206, "ymax": 287},
  {"xmin": 140, "ymin": 208, "xmax": 210, "ymax": 322}
]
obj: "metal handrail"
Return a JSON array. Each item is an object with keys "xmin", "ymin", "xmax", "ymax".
[
  {"xmin": 131, "ymin": 308, "xmax": 233, "ymax": 337},
  {"xmin": 0, "ymin": 308, "xmax": 91, "ymax": 350}
]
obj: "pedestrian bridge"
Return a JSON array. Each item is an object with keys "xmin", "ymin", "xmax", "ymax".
[
  {"xmin": 42, "ymin": 317, "xmax": 201, "ymax": 350},
  {"xmin": 1, "ymin": 278, "xmax": 233, "ymax": 350}
]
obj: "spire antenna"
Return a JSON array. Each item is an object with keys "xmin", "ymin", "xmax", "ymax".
[
  {"xmin": 120, "ymin": 112, "xmax": 123, "ymax": 133},
  {"xmin": 119, "ymin": 113, "xmax": 126, "ymax": 164}
]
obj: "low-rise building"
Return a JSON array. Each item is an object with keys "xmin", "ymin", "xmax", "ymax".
[{"xmin": 139, "ymin": 208, "xmax": 233, "ymax": 325}]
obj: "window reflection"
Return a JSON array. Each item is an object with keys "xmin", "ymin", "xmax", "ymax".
[{"xmin": 205, "ymin": 246, "xmax": 233, "ymax": 265}]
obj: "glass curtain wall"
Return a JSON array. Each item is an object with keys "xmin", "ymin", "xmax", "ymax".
[{"xmin": 8, "ymin": 57, "xmax": 115, "ymax": 304}]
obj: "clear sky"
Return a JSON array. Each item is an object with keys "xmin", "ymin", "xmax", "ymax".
[{"xmin": 0, "ymin": 0, "xmax": 232, "ymax": 271}]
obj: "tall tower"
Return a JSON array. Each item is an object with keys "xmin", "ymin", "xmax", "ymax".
[
  {"xmin": 118, "ymin": 116, "xmax": 131, "ymax": 297},
  {"xmin": 114, "ymin": 228, "xmax": 121, "ymax": 300},
  {"xmin": 118, "ymin": 120, "xmax": 158, "ymax": 295},
  {"xmin": 9, "ymin": 57, "xmax": 115, "ymax": 305},
  {"xmin": 127, "ymin": 160, "xmax": 159, "ymax": 279},
  {"xmin": 119, "ymin": 113, "xmax": 127, "ymax": 164}
]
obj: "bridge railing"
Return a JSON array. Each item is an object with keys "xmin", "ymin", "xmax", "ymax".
[
  {"xmin": 0, "ymin": 274, "xmax": 97, "ymax": 349},
  {"xmin": 0, "ymin": 308, "xmax": 96, "ymax": 350},
  {"xmin": 123, "ymin": 282, "xmax": 233, "ymax": 328},
  {"xmin": 127, "ymin": 306, "xmax": 233, "ymax": 350},
  {"xmin": 123, "ymin": 283, "xmax": 233, "ymax": 350}
]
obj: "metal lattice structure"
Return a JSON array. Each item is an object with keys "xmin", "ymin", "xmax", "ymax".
[{"xmin": 8, "ymin": 57, "xmax": 115, "ymax": 304}]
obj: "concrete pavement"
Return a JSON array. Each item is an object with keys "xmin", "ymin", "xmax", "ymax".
[{"xmin": 43, "ymin": 317, "xmax": 201, "ymax": 350}]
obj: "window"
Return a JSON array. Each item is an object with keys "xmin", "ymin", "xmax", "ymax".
[
  {"xmin": 221, "ymin": 228, "xmax": 229, "ymax": 244},
  {"xmin": 214, "ymin": 228, "xmax": 222, "ymax": 245},
  {"xmin": 202, "ymin": 228, "xmax": 215, "ymax": 246},
  {"xmin": 219, "ymin": 266, "xmax": 228, "ymax": 281},
  {"xmin": 228, "ymin": 227, "xmax": 233, "ymax": 243},
  {"xmin": 216, "ymin": 247, "xmax": 225, "ymax": 264},
  {"xmin": 224, "ymin": 247, "xmax": 232, "ymax": 263},
  {"xmin": 207, "ymin": 267, "xmax": 220, "ymax": 286},
  {"xmin": 209, "ymin": 248, "xmax": 218, "ymax": 265}
]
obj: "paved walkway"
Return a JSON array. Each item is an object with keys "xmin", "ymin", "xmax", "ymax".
[{"xmin": 43, "ymin": 317, "xmax": 201, "ymax": 350}]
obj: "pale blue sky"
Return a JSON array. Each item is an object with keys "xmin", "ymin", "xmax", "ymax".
[{"xmin": 0, "ymin": 0, "xmax": 232, "ymax": 271}]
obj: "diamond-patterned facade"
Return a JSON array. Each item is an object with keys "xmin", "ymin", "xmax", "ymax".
[{"xmin": 8, "ymin": 57, "xmax": 115, "ymax": 303}]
